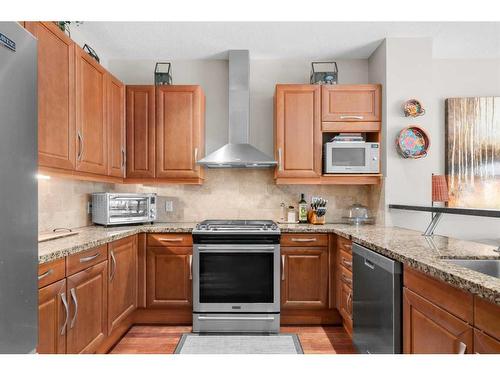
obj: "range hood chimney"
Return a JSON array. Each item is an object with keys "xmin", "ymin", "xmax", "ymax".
[{"xmin": 197, "ymin": 50, "xmax": 277, "ymax": 168}]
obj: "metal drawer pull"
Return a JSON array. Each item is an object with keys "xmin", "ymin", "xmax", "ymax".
[
  {"xmin": 109, "ymin": 250, "xmax": 117, "ymax": 281},
  {"xmin": 60, "ymin": 292, "xmax": 69, "ymax": 336},
  {"xmin": 70, "ymin": 288, "xmax": 78, "ymax": 329},
  {"xmin": 458, "ymin": 342, "xmax": 467, "ymax": 354},
  {"xmin": 277, "ymin": 148, "xmax": 283, "ymax": 171},
  {"xmin": 291, "ymin": 238, "xmax": 317, "ymax": 242},
  {"xmin": 340, "ymin": 115, "xmax": 364, "ymax": 120},
  {"xmin": 159, "ymin": 238, "xmax": 184, "ymax": 242},
  {"xmin": 198, "ymin": 316, "xmax": 275, "ymax": 321},
  {"xmin": 281, "ymin": 255, "xmax": 285, "ymax": 281},
  {"xmin": 38, "ymin": 269, "xmax": 53, "ymax": 281},
  {"xmin": 341, "ymin": 258, "xmax": 352, "ymax": 268},
  {"xmin": 342, "ymin": 275, "xmax": 352, "ymax": 286},
  {"xmin": 364, "ymin": 259, "xmax": 375, "ymax": 270},
  {"xmin": 194, "ymin": 148, "xmax": 198, "ymax": 169},
  {"xmin": 79, "ymin": 253, "xmax": 100, "ymax": 263},
  {"xmin": 347, "ymin": 292, "xmax": 353, "ymax": 313},
  {"xmin": 77, "ymin": 131, "xmax": 83, "ymax": 161},
  {"xmin": 189, "ymin": 255, "xmax": 193, "ymax": 280}
]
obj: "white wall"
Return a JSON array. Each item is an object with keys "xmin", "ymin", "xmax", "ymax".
[
  {"xmin": 108, "ymin": 58, "xmax": 368, "ymax": 155},
  {"xmin": 68, "ymin": 24, "xmax": 111, "ymax": 69}
]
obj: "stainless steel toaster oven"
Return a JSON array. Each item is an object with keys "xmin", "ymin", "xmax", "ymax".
[{"xmin": 91, "ymin": 193, "xmax": 157, "ymax": 226}]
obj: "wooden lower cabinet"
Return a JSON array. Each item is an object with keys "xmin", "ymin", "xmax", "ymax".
[
  {"xmin": 281, "ymin": 247, "xmax": 328, "ymax": 310},
  {"xmin": 108, "ymin": 236, "xmax": 137, "ymax": 335},
  {"xmin": 474, "ymin": 329, "xmax": 500, "ymax": 354},
  {"xmin": 146, "ymin": 246, "xmax": 192, "ymax": 308},
  {"xmin": 38, "ymin": 279, "xmax": 67, "ymax": 354},
  {"xmin": 66, "ymin": 261, "xmax": 108, "ymax": 354},
  {"xmin": 403, "ymin": 287, "xmax": 473, "ymax": 354}
]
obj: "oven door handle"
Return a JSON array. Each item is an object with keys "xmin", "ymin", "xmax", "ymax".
[
  {"xmin": 197, "ymin": 245, "xmax": 277, "ymax": 252},
  {"xmin": 197, "ymin": 316, "xmax": 276, "ymax": 321}
]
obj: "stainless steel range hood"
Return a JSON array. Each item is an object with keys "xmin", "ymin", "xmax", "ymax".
[{"xmin": 197, "ymin": 50, "xmax": 277, "ymax": 168}]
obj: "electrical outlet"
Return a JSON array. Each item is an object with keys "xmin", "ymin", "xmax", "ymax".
[{"xmin": 164, "ymin": 200, "xmax": 174, "ymax": 212}]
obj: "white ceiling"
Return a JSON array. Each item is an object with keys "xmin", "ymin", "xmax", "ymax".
[{"xmin": 75, "ymin": 22, "xmax": 500, "ymax": 60}]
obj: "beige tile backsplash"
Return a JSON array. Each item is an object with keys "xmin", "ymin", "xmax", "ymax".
[{"xmin": 38, "ymin": 169, "xmax": 376, "ymax": 233}]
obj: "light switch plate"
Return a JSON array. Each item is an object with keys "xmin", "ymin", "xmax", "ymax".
[{"xmin": 164, "ymin": 200, "xmax": 174, "ymax": 212}]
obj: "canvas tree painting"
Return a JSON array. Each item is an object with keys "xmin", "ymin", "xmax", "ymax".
[{"xmin": 445, "ymin": 97, "xmax": 500, "ymax": 208}]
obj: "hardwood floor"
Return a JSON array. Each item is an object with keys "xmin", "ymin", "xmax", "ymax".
[{"xmin": 109, "ymin": 325, "xmax": 357, "ymax": 354}]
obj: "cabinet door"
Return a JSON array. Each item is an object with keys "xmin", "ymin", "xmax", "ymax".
[
  {"xmin": 322, "ymin": 84, "xmax": 381, "ymax": 122},
  {"xmin": 26, "ymin": 22, "xmax": 75, "ymax": 170},
  {"xmin": 146, "ymin": 246, "xmax": 192, "ymax": 308},
  {"xmin": 66, "ymin": 261, "xmax": 108, "ymax": 354},
  {"xmin": 156, "ymin": 86, "xmax": 204, "ymax": 179},
  {"xmin": 281, "ymin": 247, "xmax": 328, "ymax": 310},
  {"xmin": 107, "ymin": 73, "xmax": 125, "ymax": 177},
  {"xmin": 108, "ymin": 236, "xmax": 137, "ymax": 335},
  {"xmin": 126, "ymin": 86, "xmax": 156, "ymax": 178},
  {"xmin": 38, "ymin": 279, "xmax": 68, "ymax": 354},
  {"xmin": 275, "ymin": 85, "xmax": 321, "ymax": 179},
  {"xmin": 75, "ymin": 46, "xmax": 107, "ymax": 175},
  {"xmin": 403, "ymin": 288, "xmax": 473, "ymax": 354},
  {"xmin": 474, "ymin": 329, "xmax": 500, "ymax": 354}
]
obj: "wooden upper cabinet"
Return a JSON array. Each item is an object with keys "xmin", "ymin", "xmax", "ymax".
[
  {"xmin": 66, "ymin": 261, "xmax": 108, "ymax": 354},
  {"xmin": 26, "ymin": 22, "xmax": 76, "ymax": 170},
  {"xmin": 126, "ymin": 86, "xmax": 156, "ymax": 178},
  {"xmin": 75, "ymin": 46, "xmax": 108, "ymax": 175},
  {"xmin": 322, "ymin": 84, "xmax": 381, "ymax": 122},
  {"xmin": 37, "ymin": 279, "xmax": 67, "ymax": 354},
  {"xmin": 281, "ymin": 246, "xmax": 328, "ymax": 310},
  {"xmin": 107, "ymin": 73, "xmax": 126, "ymax": 178},
  {"xmin": 155, "ymin": 86, "xmax": 205, "ymax": 180},
  {"xmin": 275, "ymin": 85, "xmax": 321, "ymax": 179},
  {"xmin": 146, "ymin": 246, "xmax": 193, "ymax": 309},
  {"xmin": 403, "ymin": 288, "xmax": 473, "ymax": 354},
  {"xmin": 108, "ymin": 236, "xmax": 137, "ymax": 335}
]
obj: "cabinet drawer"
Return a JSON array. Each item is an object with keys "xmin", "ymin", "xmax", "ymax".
[
  {"xmin": 281, "ymin": 234, "xmax": 328, "ymax": 247},
  {"xmin": 339, "ymin": 249, "xmax": 352, "ymax": 271},
  {"xmin": 66, "ymin": 245, "xmax": 108, "ymax": 276},
  {"xmin": 339, "ymin": 265, "xmax": 353, "ymax": 289},
  {"xmin": 474, "ymin": 296, "xmax": 500, "ymax": 341},
  {"xmin": 404, "ymin": 267, "xmax": 473, "ymax": 323},
  {"xmin": 38, "ymin": 258, "xmax": 66, "ymax": 288},
  {"xmin": 147, "ymin": 233, "xmax": 192, "ymax": 247},
  {"xmin": 337, "ymin": 236, "xmax": 352, "ymax": 253}
]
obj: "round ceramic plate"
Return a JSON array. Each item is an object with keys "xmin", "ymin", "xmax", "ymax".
[{"xmin": 396, "ymin": 126, "xmax": 430, "ymax": 159}]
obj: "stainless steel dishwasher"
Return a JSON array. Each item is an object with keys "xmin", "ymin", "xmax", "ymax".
[{"xmin": 352, "ymin": 243, "xmax": 402, "ymax": 354}]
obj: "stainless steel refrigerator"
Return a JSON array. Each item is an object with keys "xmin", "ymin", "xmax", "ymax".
[{"xmin": 0, "ymin": 22, "xmax": 38, "ymax": 353}]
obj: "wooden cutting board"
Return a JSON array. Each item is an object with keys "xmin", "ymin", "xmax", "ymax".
[{"xmin": 38, "ymin": 230, "xmax": 79, "ymax": 243}]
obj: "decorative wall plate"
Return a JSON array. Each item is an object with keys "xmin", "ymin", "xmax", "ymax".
[
  {"xmin": 403, "ymin": 99, "xmax": 425, "ymax": 117},
  {"xmin": 396, "ymin": 126, "xmax": 430, "ymax": 159}
]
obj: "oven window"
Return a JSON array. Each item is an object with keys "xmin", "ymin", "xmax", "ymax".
[
  {"xmin": 199, "ymin": 253, "xmax": 274, "ymax": 303},
  {"xmin": 109, "ymin": 198, "xmax": 148, "ymax": 218},
  {"xmin": 332, "ymin": 148, "xmax": 365, "ymax": 166}
]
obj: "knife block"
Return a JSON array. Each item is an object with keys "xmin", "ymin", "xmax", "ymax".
[{"xmin": 307, "ymin": 210, "xmax": 325, "ymax": 225}]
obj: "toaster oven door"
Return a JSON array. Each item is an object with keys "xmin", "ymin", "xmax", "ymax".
[{"xmin": 108, "ymin": 195, "xmax": 151, "ymax": 224}]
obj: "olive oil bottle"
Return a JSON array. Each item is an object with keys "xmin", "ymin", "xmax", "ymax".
[{"xmin": 298, "ymin": 193, "xmax": 308, "ymax": 223}]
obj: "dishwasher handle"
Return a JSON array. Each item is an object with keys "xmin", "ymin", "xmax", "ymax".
[{"xmin": 352, "ymin": 243, "xmax": 402, "ymax": 274}]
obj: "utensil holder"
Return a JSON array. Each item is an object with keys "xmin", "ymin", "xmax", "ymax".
[{"xmin": 307, "ymin": 210, "xmax": 325, "ymax": 225}]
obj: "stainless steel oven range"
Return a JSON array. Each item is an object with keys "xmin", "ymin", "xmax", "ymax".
[{"xmin": 192, "ymin": 220, "xmax": 281, "ymax": 333}]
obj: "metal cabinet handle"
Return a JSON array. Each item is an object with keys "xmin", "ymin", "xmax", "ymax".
[
  {"xmin": 159, "ymin": 238, "xmax": 183, "ymax": 242},
  {"xmin": 79, "ymin": 253, "xmax": 100, "ymax": 263},
  {"xmin": 109, "ymin": 250, "xmax": 117, "ymax": 281},
  {"xmin": 189, "ymin": 255, "xmax": 193, "ymax": 280},
  {"xmin": 342, "ymin": 274, "xmax": 352, "ymax": 286},
  {"xmin": 457, "ymin": 342, "xmax": 467, "ymax": 354},
  {"xmin": 281, "ymin": 255, "xmax": 285, "ymax": 281},
  {"xmin": 278, "ymin": 148, "xmax": 283, "ymax": 171},
  {"xmin": 198, "ymin": 316, "xmax": 275, "ymax": 321},
  {"xmin": 70, "ymin": 288, "xmax": 78, "ymax": 329},
  {"xmin": 60, "ymin": 292, "xmax": 69, "ymax": 336},
  {"xmin": 341, "ymin": 258, "xmax": 352, "ymax": 268},
  {"xmin": 291, "ymin": 238, "xmax": 317, "ymax": 242},
  {"xmin": 340, "ymin": 115, "xmax": 364, "ymax": 120},
  {"xmin": 347, "ymin": 291, "xmax": 353, "ymax": 313},
  {"xmin": 194, "ymin": 148, "xmax": 198, "ymax": 169},
  {"xmin": 77, "ymin": 131, "xmax": 83, "ymax": 161},
  {"xmin": 38, "ymin": 269, "xmax": 53, "ymax": 281},
  {"xmin": 121, "ymin": 147, "xmax": 125, "ymax": 168}
]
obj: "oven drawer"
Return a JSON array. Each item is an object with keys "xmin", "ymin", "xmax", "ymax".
[
  {"xmin": 148, "ymin": 233, "xmax": 193, "ymax": 247},
  {"xmin": 192, "ymin": 313, "xmax": 280, "ymax": 333},
  {"xmin": 281, "ymin": 234, "xmax": 328, "ymax": 247}
]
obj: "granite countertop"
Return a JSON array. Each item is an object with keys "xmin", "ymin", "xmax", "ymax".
[{"xmin": 38, "ymin": 222, "xmax": 500, "ymax": 305}]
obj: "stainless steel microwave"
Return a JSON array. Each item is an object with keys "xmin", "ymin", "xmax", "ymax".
[
  {"xmin": 91, "ymin": 193, "xmax": 157, "ymax": 226},
  {"xmin": 324, "ymin": 141, "xmax": 380, "ymax": 174}
]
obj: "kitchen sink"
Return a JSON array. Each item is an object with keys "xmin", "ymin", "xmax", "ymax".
[{"xmin": 444, "ymin": 259, "xmax": 500, "ymax": 278}]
